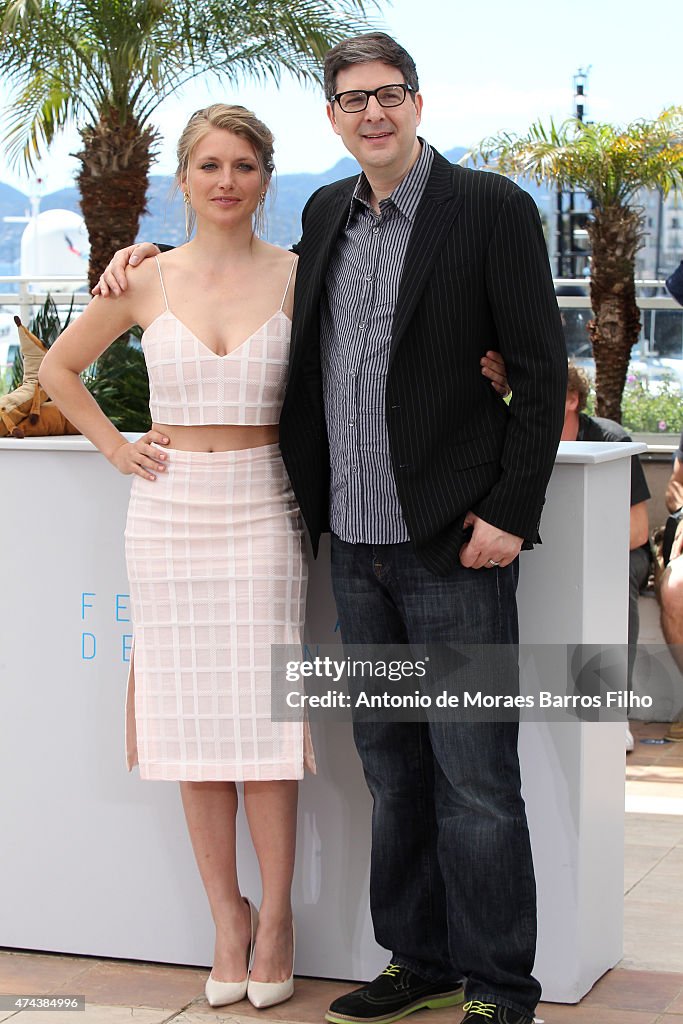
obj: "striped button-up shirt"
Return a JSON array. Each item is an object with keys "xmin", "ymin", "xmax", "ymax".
[{"xmin": 320, "ymin": 140, "xmax": 434, "ymax": 543}]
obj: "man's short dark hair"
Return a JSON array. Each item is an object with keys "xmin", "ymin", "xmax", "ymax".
[
  {"xmin": 323, "ymin": 32, "xmax": 419, "ymax": 102},
  {"xmin": 567, "ymin": 362, "xmax": 591, "ymax": 411}
]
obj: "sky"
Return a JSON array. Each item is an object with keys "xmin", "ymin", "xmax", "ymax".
[{"xmin": 0, "ymin": 0, "xmax": 681, "ymax": 198}]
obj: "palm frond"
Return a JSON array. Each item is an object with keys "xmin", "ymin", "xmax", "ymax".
[
  {"xmin": 31, "ymin": 294, "xmax": 75, "ymax": 347},
  {"xmin": 0, "ymin": 0, "xmax": 379, "ymax": 283},
  {"xmin": 0, "ymin": 0, "xmax": 379, "ymax": 165},
  {"xmin": 3, "ymin": 81, "xmax": 84, "ymax": 171},
  {"xmin": 467, "ymin": 108, "xmax": 683, "ymax": 210}
]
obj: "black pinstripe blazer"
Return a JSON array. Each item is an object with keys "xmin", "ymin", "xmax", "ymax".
[{"xmin": 279, "ymin": 147, "xmax": 567, "ymax": 576}]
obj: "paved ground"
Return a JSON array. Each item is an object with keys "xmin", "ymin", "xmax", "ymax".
[{"xmin": 1, "ymin": 717, "xmax": 682, "ymax": 1023}]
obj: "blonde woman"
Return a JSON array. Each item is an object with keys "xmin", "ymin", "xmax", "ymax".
[{"xmin": 40, "ymin": 105, "xmax": 312, "ymax": 1010}]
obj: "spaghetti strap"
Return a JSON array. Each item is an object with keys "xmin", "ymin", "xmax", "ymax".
[
  {"xmin": 154, "ymin": 256, "xmax": 169, "ymax": 311},
  {"xmin": 279, "ymin": 257, "xmax": 297, "ymax": 310}
]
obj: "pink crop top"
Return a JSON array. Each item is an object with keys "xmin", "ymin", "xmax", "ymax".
[{"xmin": 141, "ymin": 256, "xmax": 296, "ymax": 426}]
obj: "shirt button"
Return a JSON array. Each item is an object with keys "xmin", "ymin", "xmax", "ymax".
[
  {"xmin": 372, "ymin": 227, "xmax": 380, "ymax": 234},
  {"xmin": 349, "ymin": 419, "xmax": 355, "ymax": 426},
  {"xmin": 358, "ymin": 323, "xmax": 366, "ymax": 331},
  {"xmin": 365, "ymin": 274, "xmax": 373, "ymax": 281},
  {"xmin": 350, "ymin": 370, "xmax": 357, "ymax": 377}
]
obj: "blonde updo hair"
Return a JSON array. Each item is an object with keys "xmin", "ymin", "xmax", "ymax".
[{"xmin": 176, "ymin": 104, "xmax": 275, "ymax": 237}]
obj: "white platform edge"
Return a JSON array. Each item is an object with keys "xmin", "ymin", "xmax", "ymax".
[{"xmin": 0, "ymin": 436, "xmax": 648, "ymax": 461}]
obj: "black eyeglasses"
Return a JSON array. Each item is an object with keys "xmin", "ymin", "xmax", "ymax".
[{"xmin": 331, "ymin": 84, "xmax": 415, "ymax": 113}]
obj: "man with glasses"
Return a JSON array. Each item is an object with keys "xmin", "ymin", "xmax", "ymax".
[
  {"xmin": 97, "ymin": 32, "xmax": 566, "ymax": 1024},
  {"xmin": 279, "ymin": 33, "xmax": 566, "ymax": 1024}
]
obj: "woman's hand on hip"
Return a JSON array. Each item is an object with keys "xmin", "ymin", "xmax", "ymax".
[{"xmin": 109, "ymin": 429, "xmax": 169, "ymax": 480}]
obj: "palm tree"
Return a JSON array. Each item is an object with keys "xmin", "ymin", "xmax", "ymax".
[
  {"xmin": 467, "ymin": 110, "xmax": 683, "ymax": 420},
  {"xmin": 0, "ymin": 0, "xmax": 375, "ymax": 289}
]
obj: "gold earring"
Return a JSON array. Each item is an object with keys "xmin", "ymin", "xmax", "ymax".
[
  {"xmin": 254, "ymin": 193, "xmax": 267, "ymax": 237},
  {"xmin": 183, "ymin": 193, "xmax": 193, "ymax": 240}
]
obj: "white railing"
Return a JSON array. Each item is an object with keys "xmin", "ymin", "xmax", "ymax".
[
  {"xmin": 551, "ymin": 278, "xmax": 679, "ymax": 311},
  {"xmin": 0, "ymin": 274, "xmax": 678, "ymax": 313},
  {"xmin": 0, "ymin": 274, "xmax": 680, "ymax": 352},
  {"xmin": 0, "ymin": 275, "xmax": 90, "ymax": 325}
]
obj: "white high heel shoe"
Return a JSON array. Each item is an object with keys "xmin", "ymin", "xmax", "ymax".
[
  {"xmin": 247, "ymin": 922, "xmax": 295, "ymax": 1008},
  {"xmin": 205, "ymin": 898, "xmax": 258, "ymax": 1008}
]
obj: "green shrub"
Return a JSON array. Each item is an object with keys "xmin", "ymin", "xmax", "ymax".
[
  {"xmin": 621, "ymin": 374, "xmax": 683, "ymax": 434},
  {"xmin": 584, "ymin": 373, "xmax": 683, "ymax": 434},
  {"xmin": 85, "ymin": 327, "xmax": 151, "ymax": 432}
]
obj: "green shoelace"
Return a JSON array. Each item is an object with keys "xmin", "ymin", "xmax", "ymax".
[{"xmin": 463, "ymin": 1001, "xmax": 496, "ymax": 1019}]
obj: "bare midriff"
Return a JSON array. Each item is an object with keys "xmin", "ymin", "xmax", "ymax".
[{"xmin": 153, "ymin": 422, "xmax": 279, "ymax": 452}]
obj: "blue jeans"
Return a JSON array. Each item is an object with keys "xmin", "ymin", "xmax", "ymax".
[{"xmin": 330, "ymin": 535, "xmax": 540, "ymax": 1018}]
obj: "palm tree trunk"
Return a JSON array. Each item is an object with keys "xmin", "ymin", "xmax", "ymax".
[
  {"xmin": 75, "ymin": 111, "xmax": 159, "ymax": 289},
  {"xmin": 586, "ymin": 205, "xmax": 641, "ymax": 422}
]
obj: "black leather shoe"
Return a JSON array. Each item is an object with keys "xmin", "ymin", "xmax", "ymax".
[
  {"xmin": 461, "ymin": 999, "xmax": 534, "ymax": 1024},
  {"xmin": 325, "ymin": 964, "xmax": 464, "ymax": 1024}
]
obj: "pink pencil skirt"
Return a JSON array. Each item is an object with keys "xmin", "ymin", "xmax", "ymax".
[{"xmin": 123, "ymin": 442, "xmax": 314, "ymax": 781}]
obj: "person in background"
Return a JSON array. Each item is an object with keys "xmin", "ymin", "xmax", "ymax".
[
  {"xmin": 656, "ymin": 432, "xmax": 683, "ymax": 741},
  {"xmin": 658, "ymin": 261, "xmax": 683, "ymax": 740},
  {"xmin": 483, "ymin": 355, "xmax": 651, "ymax": 752},
  {"xmin": 564, "ymin": 364, "xmax": 651, "ymax": 750},
  {"xmin": 665, "ymin": 260, "xmax": 683, "ymax": 306}
]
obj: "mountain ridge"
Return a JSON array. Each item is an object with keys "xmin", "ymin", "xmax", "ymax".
[{"xmin": 0, "ymin": 148, "xmax": 548, "ymax": 267}]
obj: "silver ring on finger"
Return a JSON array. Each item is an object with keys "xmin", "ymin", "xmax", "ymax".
[{"xmin": 487, "ymin": 559, "xmax": 500, "ymax": 567}]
